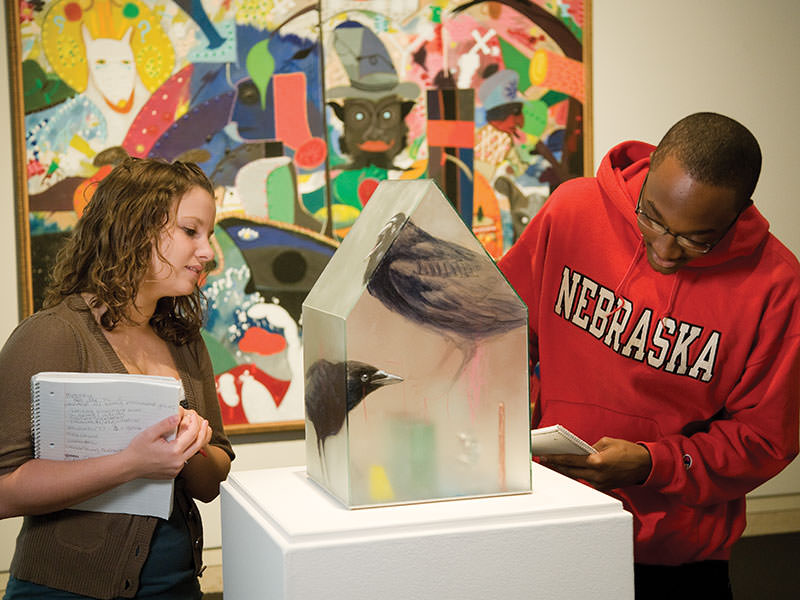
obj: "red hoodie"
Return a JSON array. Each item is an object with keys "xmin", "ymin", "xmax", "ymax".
[{"xmin": 499, "ymin": 141, "xmax": 800, "ymax": 565}]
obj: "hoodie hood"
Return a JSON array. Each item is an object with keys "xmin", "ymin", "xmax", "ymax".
[{"xmin": 596, "ymin": 140, "xmax": 770, "ymax": 270}]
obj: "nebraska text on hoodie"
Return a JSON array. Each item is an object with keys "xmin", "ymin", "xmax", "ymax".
[
  {"xmin": 499, "ymin": 141, "xmax": 800, "ymax": 565},
  {"xmin": 554, "ymin": 266, "xmax": 720, "ymax": 382}
]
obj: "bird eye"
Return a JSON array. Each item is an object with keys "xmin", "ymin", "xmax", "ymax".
[
  {"xmin": 382, "ymin": 110, "xmax": 392, "ymax": 120},
  {"xmin": 355, "ymin": 112, "xmax": 365, "ymax": 121},
  {"xmin": 360, "ymin": 373, "xmax": 369, "ymax": 382}
]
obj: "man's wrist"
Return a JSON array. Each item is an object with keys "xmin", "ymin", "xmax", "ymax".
[{"xmin": 636, "ymin": 442, "xmax": 653, "ymax": 485}]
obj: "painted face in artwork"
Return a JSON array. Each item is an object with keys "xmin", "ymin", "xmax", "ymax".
[
  {"xmin": 487, "ymin": 102, "xmax": 525, "ymax": 140},
  {"xmin": 81, "ymin": 25, "xmax": 137, "ymax": 112},
  {"xmin": 329, "ymin": 95, "xmax": 415, "ymax": 170},
  {"xmin": 144, "ymin": 186, "xmax": 216, "ymax": 299}
]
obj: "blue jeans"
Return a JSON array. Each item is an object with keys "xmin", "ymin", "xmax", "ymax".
[{"xmin": 2, "ymin": 576, "xmax": 201, "ymax": 599}]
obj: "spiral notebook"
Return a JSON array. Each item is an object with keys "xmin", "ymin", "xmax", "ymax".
[
  {"xmin": 31, "ymin": 372, "xmax": 182, "ymax": 519},
  {"xmin": 531, "ymin": 424, "xmax": 597, "ymax": 456}
]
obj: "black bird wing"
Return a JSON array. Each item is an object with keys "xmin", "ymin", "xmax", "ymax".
[
  {"xmin": 386, "ymin": 251, "xmax": 525, "ymax": 337},
  {"xmin": 367, "ymin": 220, "xmax": 525, "ymax": 338}
]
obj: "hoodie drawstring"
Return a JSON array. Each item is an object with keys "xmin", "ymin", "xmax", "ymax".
[
  {"xmin": 659, "ymin": 274, "xmax": 681, "ymax": 325},
  {"xmin": 607, "ymin": 240, "xmax": 682, "ymax": 324},
  {"xmin": 608, "ymin": 241, "xmax": 645, "ymax": 317}
]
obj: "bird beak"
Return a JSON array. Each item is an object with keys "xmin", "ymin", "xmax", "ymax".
[{"xmin": 371, "ymin": 370, "xmax": 403, "ymax": 387}]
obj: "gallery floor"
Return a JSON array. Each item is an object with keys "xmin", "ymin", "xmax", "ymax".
[{"xmin": 729, "ymin": 531, "xmax": 800, "ymax": 598}]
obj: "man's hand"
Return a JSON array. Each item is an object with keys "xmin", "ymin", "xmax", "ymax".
[{"xmin": 539, "ymin": 436, "xmax": 652, "ymax": 490}]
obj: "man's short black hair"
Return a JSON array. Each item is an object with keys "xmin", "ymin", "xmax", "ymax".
[{"xmin": 651, "ymin": 112, "xmax": 761, "ymax": 208}]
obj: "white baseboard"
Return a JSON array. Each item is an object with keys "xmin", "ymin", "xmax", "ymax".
[{"xmin": 743, "ymin": 493, "xmax": 800, "ymax": 537}]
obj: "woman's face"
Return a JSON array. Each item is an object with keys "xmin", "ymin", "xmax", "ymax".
[{"xmin": 143, "ymin": 186, "xmax": 216, "ymax": 299}]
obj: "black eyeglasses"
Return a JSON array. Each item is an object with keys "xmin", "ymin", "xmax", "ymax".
[{"xmin": 635, "ymin": 175, "xmax": 748, "ymax": 255}]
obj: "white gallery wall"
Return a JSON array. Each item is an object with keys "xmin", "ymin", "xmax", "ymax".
[{"xmin": 1, "ymin": 0, "xmax": 798, "ymax": 573}]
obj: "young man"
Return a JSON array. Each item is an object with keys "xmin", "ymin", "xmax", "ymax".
[{"xmin": 499, "ymin": 112, "xmax": 800, "ymax": 598}]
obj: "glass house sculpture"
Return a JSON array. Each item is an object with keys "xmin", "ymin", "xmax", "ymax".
[{"xmin": 302, "ymin": 180, "xmax": 531, "ymax": 508}]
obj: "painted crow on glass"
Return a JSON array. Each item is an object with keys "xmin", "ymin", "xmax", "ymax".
[
  {"xmin": 364, "ymin": 213, "xmax": 526, "ymax": 375},
  {"xmin": 305, "ymin": 360, "xmax": 402, "ymax": 480}
]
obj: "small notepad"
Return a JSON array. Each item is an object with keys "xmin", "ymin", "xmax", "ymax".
[
  {"xmin": 31, "ymin": 372, "xmax": 182, "ymax": 519},
  {"xmin": 531, "ymin": 424, "xmax": 597, "ymax": 456}
]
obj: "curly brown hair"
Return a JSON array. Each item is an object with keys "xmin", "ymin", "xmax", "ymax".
[{"xmin": 44, "ymin": 157, "xmax": 216, "ymax": 345}]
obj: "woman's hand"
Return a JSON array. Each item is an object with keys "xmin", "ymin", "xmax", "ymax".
[
  {"xmin": 176, "ymin": 408, "xmax": 212, "ymax": 461},
  {"xmin": 121, "ymin": 406, "xmax": 229, "ymax": 503},
  {"xmin": 179, "ymin": 413, "xmax": 231, "ymax": 503},
  {"xmin": 121, "ymin": 407, "xmax": 210, "ymax": 480}
]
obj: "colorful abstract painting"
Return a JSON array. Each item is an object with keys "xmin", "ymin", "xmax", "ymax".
[{"xmin": 8, "ymin": 0, "xmax": 590, "ymax": 432}]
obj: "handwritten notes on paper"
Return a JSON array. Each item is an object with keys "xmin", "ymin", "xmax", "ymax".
[
  {"xmin": 31, "ymin": 372, "xmax": 182, "ymax": 518},
  {"xmin": 64, "ymin": 392, "xmax": 168, "ymax": 457}
]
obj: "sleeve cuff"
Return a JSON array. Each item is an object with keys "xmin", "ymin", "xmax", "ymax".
[{"xmin": 639, "ymin": 441, "xmax": 676, "ymax": 489}]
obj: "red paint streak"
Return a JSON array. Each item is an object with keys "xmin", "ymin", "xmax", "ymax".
[
  {"xmin": 273, "ymin": 72, "xmax": 313, "ymax": 151},
  {"xmin": 238, "ymin": 327, "xmax": 287, "ymax": 355},
  {"xmin": 427, "ymin": 120, "xmax": 474, "ymax": 148}
]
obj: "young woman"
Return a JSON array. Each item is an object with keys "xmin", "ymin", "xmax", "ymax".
[{"xmin": 0, "ymin": 158, "xmax": 234, "ymax": 599}]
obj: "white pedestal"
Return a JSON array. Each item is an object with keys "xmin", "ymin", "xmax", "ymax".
[{"xmin": 220, "ymin": 464, "xmax": 634, "ymax": 599}]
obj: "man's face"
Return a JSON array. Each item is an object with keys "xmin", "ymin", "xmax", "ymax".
[{"xmin": 639, "ymin": 154, "xmax": 741, "ymax": 275}]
